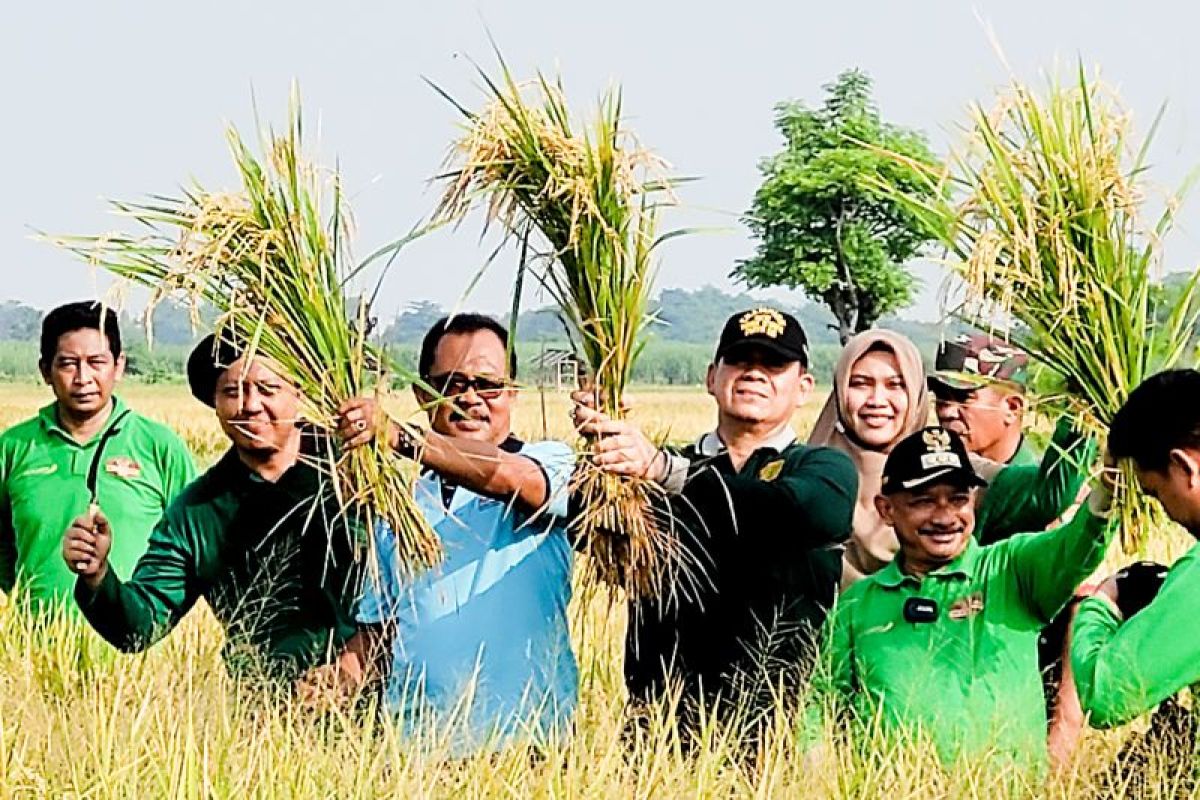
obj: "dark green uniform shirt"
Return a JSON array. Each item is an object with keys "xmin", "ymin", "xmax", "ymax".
[
  {"xmin": 625, "ymin": 430, "xmax": 858, "ymax": 706},
  {"xmin": 0, "ymin": 397, "xmax": 196, "ymax": 608},
  {"xmin": 811, "ymin": 498, "xmax": 1112, "ymax": 769},
  {"xmin": 1072, "ymin": 541, "xmax": 1200, "ymax": 729},
  {"xmin": 975, "ymin": 417, "xmax": 1096, "ymax": 545},
  {"xmin": 75, "ymin": 446, "xmax": 364, "ymax": 679}
]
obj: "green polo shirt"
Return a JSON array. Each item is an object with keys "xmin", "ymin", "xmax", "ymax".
[
  {"xmin": 810, "ymin": 500, "xmax": 1112, "ymax": 769},
  {"xmin": 0, "ymin": 397, "xmax": 195, "ymax": 608},
  {"xmin": 1072, "ymin": 541, "xmax": 1200, "ymax": 730},
  {"xmin": 1007, "ymin": 436, "xmax": 1040, "ymax": 467},
  {"xmin": 75, "ymin": 447, "xmax": 364, "ymax": 679}
]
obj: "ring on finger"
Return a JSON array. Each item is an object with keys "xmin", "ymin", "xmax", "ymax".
[{"xmin": 354, "ymin": 420, "xmax": 367, "ymax": 432}]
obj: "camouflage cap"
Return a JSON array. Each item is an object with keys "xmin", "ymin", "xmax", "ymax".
[{"xmin": 928, "ymin": 334, "xmax": 1029, "ymax": 393}]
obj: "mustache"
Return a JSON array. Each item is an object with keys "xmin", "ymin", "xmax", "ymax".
[{"xmin": 917, "ymin": 526, "xmax": 966, "ymax": 537}]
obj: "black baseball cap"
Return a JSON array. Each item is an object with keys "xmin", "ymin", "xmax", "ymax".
[
  {"xmin": 186, "ymin": 332, "xmax": 245, "ymax": 407},
  {"xmin": 881, "ymin": 426, "xmax": 987, "ymax": 495},
  {"xmin": 714, "ymin": 307, "xmax": 808, "ymax": 367}
]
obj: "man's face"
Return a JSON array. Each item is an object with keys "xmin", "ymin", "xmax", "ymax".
[
  {"xmin": 844, "ymin": 349, "xmax": 910, "ymax": 448},
  {"xmin": 876, "ymin": 482, "xmax": 977, "ymax": 568},
  {"xmin": 934, "ymin": 383, "xmax": 1023, "ymax": 455},
  {"xmin": 1136, "ymin": 451, "xmax": 1200, "ymax": 536},
  {"xmin": 706, "ymin": 345, "xmax": 814, "ymax": 427},
  {"xmin": 214, "ymin": 358, "xmax": 301, "ymax": 455},
  {"xmin": 417, "ymin": 329, "xmax": 514, "ymax": 445},
  {"xmin": 40, "ymin": 328, "xmax": 125, "ymax": 418}
]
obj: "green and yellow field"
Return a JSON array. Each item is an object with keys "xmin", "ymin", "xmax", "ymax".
[{"xmin": 0, "ymin": 382, "xmax": 1193, "ymax": 798}]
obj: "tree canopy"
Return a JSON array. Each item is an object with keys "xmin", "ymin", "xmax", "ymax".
[{"xmin": 736, "ymin": 69, "xmax": 941, "ymax": 343}]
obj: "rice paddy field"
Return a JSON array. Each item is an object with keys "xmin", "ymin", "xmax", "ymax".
[{"xmin": 0, "ymin": 381, "xmax": 1195, "ymax": 799}]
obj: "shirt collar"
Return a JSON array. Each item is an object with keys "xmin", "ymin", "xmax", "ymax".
[
  {"xmin": 873, "ymin": 537, "xmax": 982, "ymax": 589},
  {"xmin": 694, "ymin": 426, "xmax": 797, "ymax": 458},
  {"xmin": 39, "ymin": 395, "xmax": 129, "ymax": 445}
]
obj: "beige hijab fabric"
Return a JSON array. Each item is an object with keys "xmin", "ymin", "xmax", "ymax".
[{"xmin": 808, "ymin": 330, "xmax": 931, "ymax": 588}]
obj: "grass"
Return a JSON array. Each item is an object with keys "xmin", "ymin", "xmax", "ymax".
[
  {"xmin": 47, "ymin": 88, "xmax": 440, "ymax": 573},
  {"xmin": 432, "ymin": 55, "xmax": 688, "ymax": 603},
  {"xmin": 871, "ymin": 65, "xmax": 1200, "ymax": 550},
  {"xmin": 0, "ymin": 382, "xmax": 1196, "ymax": 797}
]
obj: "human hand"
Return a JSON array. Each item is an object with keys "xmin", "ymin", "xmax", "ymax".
[
  {"xmin": 63, "ymin": 506, "xmax": 112, "ymax": 590},
  {"xmin": 336, "ymin": 397, "xmax": 397, "ymax": 451}
]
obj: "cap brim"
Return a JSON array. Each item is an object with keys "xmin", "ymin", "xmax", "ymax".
[
  {"xmin": 884, "ymin": 467, "xmax": 987, "ymax": 495},
  {"xmin": 717, "ymin": 337, "xmax": 805, "ymax": 364},
  {"xmin": 928, "ymin": 373, "xmax": 984, "ymax": 393}
]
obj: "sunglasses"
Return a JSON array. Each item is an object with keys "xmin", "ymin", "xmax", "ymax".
[{"xmin": 424, "ymin": 372, "xmax": 511, "ymax": 400}]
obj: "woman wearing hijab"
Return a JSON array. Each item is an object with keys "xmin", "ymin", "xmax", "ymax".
[
  {"xmin": 809, "ymin": 329, "xmax": 1092, "ymax": 589},
  {"xmin": 808, "ymin": 330, "xmax": 929, "ymax": 587}
]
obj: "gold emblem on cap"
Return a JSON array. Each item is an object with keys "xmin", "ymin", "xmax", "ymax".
[
  {"xmin": 923, "ymin": 428, "xmax": 952, "ymax": 452},
  {"xmin": 738, "ymin": 307, "xmax": 787, "ymax": 339}
]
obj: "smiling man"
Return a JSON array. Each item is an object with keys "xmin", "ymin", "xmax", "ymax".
[
  {"xmin": 64, "ymin": 333, "xmax": 363, "ymax": 679},
  {"xmin": 301, "ymin": 313, "xmax": 577, "ymax": 752},
  {"xmin": 576, "ymin": 307, "xmax": 856, "ymax": 724},
  {"xmin": 0, "ymin": 302, "xmax": 194, "ymax": 611},
  {"xmin": 808, "ymin": 426, "xmax": 1113, "ymax": 771}
]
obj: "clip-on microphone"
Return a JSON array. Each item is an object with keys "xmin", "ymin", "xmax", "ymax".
[{"xmin": 903, "ymin": 597, "xmax": 939, "ymax": 623}]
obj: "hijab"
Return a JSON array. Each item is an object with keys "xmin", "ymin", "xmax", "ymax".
[{"xmin": 808, "ymin": 330, "xmax": 931, "ymax": 588}]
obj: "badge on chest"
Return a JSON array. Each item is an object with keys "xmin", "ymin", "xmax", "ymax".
[{"xmin": 948, "ymin": 593, "xmax": 985, "ymax": 620}]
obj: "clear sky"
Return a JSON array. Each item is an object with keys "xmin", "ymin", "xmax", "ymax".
[{"xmin": 4, "ymin": 1, "xmax": 1198, "ymax": 323}]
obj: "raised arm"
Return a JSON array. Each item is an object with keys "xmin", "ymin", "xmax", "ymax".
[
  {"xmin": 976, "ymin": 417, "xmax": 1096, "ymax": 544},
  {"xmin": 1071, "ymin": 547, "xmax": 1200, "ymax": 728},
  {"xmin": 338, "ymin": 398, "xmax": 556, "ymax": 514},
  {"xmin": 1002, "ymin": 487, "xmax": 1114, "ymax": 624},
  {"xmin": 67, "ymin": 509, "xmax": 202, "ymax": 652}
]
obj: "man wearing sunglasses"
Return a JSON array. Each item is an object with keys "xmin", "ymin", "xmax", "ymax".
[
  {"xmin": 573, "ymin": 307, "xmax": 857, "ymax": 729},
  {"xmin": 301, "ymin": 313, "xmax": 576, "ymax": 753}
]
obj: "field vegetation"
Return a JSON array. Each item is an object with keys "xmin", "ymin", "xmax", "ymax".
[{"xmin": 0, "ymin": 382, "xmax": 1195, "ymax": 798}]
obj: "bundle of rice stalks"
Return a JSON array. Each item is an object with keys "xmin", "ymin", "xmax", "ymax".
[
  {"xmin": 432, "ymin": 60, "xmax": 692, "ymax": 601},
  {"xmin": 873, "ymin": 66, "xmax": 1200, "ymax": 548},
  {"xmin": 49, "ymin": 92, "xmax": 440, "ymax": 571}
]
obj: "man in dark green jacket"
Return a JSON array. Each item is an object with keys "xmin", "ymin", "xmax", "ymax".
[
  {"xmin": 1072, "ymin": 370, "xmax": 1200, "ymax": 731},
  {"xmin": 63, "ymin": 334, "xmax": 363, "ymax": 679},
  {"xmin": 575, "ymin": 308, "xmax": 857, "ymax": 718}
]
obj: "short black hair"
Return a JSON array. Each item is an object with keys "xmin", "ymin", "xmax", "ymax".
[
  {"xmin": 1110, "ymin": 369, "xmax": 1200, "ymax": 471},
  {"xmin": 418, "ymin": 313, "xmax": 517, "ymax": 378},
  {"xmin": 39, "ymin": 301, "xmax": 123, "ymax": 365}
]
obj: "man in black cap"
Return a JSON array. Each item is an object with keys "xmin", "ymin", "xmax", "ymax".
[
  {"xmin": 806, "ymin": 425, "xmax": 1114, "ymax": 772},
  {"xmin": 62, "ymin": 333, "xmax": 364, "ymax": 680},
  {"xmin": 574, "ymin": 307, "xmax": 857, "ymax": 725}
]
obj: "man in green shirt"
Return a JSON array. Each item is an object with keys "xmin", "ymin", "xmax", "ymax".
[
  {"xmin": 929, "ymin": 333, "xmax": 1094, "ymax": 543},
  {"xmin": 0, "ymin": 301, "xmax": 195, "ymax": 611},
  {"xmin": 929, "ymin": 334, "xmax": 1036, "ymax": 466},
  {"xmin": 1072, "ymin": 369, "xmax": 1200, "ymax": 730},
  {"xmin": 810, "ymin": 425, "xmax": 1113, "ymax": 770},
  {"xmin": 63, "ymin": 333, "xmax": 362, "ymax": 680}
]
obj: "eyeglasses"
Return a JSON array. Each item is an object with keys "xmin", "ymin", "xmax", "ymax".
[{"xmin": 424, "ymin": 372, "xmax": 511, "ymax": 400}]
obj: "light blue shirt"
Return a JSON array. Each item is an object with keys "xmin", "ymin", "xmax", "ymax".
[{"xmin": 358, "ymin": 439, "xmax": 577, "ymax": 751}]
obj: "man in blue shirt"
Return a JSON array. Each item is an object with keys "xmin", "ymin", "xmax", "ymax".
[{"xmin": 298, "ymin": 313, "xmax": 576, "ymax": 751}]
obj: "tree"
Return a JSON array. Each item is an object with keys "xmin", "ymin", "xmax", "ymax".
[
  {"xmin": 735, "ymin": 69, "xmax": 941, "ymax": 344},
  {"xmin": 381, "ymin": 301, "xmax": 447, "ymax": 345}
]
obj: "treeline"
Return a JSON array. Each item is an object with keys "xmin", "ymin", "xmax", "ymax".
[{"xmin": 0, "ymin": 287, "xmax": 971, "ymax": 385}]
